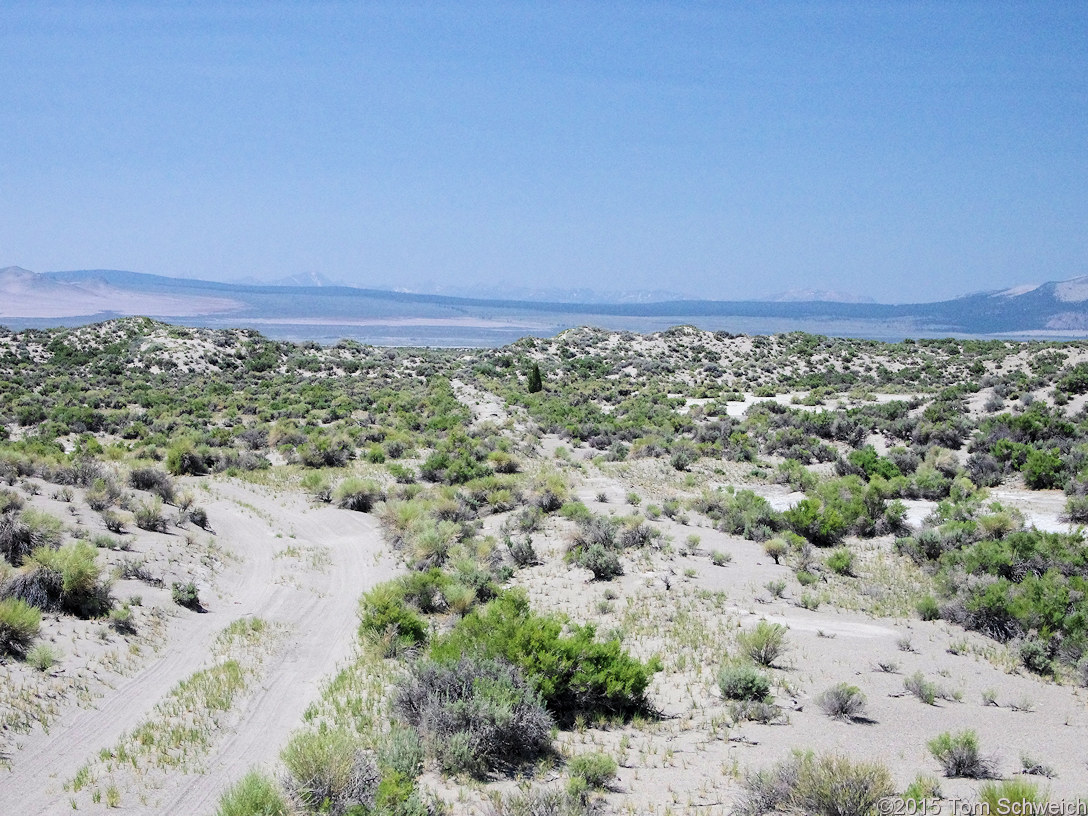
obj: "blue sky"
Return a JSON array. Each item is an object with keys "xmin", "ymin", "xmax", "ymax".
[{"xmin": 1, "ymin": 1, "xmax": 1085, "ymax": 302}]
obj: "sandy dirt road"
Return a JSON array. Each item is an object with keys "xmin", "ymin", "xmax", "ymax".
[{"xmin": 0, "ymin": 478, "xmax": 396, "ymax": 816}]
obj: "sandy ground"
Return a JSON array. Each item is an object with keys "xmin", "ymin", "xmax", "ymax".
[
  {"xmin": 5, "ymin": 379, "xmax": 1088, "ymax": 814},
  {"xmin": 470, "ymin": 441, "xmax": 1088, "ymax": 813},
  {"xmin": 0, "ymin": 479, "xmax": 397, "ymax": 815}
]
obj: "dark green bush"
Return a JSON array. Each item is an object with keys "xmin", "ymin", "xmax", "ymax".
[
  {"xmin": 916, "ymin": 595, "xmax": 941, "ymax": 621},
  {"xmin": 171, "ymin": 580, "xmax": 201, "ymax": 611},
  {"xmin": 166, "ymin": 444, "xmax": 208, "ymax": 476},
  {"xmin": 784, "ymin": 497, "xmax": 847, "ymax": 547},
  {"xmin": 128, "ymin": 467, "xmax": 175, "ymax": 502},
  {"xmin": 826, "ymin": 547, "xmax": 854, "ymax": 576},
  {"xmin": 430, "ymin": 590, "xmax": 660, "ymax": 723}
]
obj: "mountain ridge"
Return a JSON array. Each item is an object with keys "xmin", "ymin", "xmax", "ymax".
[{"xmin": 4, "ymin": 266, "xmax": 1088, "ymax": 342}]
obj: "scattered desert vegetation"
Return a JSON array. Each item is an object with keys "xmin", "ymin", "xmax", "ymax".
[{"xmin": 2, "ymin": 319, "xmax": 1088, "ymax": 812}]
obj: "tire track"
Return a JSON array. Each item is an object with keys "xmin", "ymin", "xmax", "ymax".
[{"xmin": 0, "ymin": 479, "xmax": 395, "ymax": 815}]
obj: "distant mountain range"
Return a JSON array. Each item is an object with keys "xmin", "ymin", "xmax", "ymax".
[{"xmin": 3, "ymin": 266, "xmax": 1088, "ymax": 344}]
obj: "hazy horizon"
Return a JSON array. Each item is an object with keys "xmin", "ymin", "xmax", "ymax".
[{"xmin": 2, "ymin": 2, "xmax": 1085, "ymax": 304}]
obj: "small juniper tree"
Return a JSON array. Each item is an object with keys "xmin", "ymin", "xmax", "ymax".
[{"xmin": 527, "ymin": 363, "xmax": 543, "ymax": 394}]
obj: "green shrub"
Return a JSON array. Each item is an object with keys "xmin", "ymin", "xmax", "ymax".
[
  {"xmin": 20, "ymin": 541, "xmax": 112, "ymax": 617},
  {"xmin": 977, "ymin": 780, "xmax": 1047, "ymax": 813},
  {"xmin": 171, "ymin": 580, "xmax": 201, "ymax": 611},
  {"xmin": 396, "ymin": 568, "xmax": 452, "ymax": 614},
  {"xmin": 0, "ymin": 512, "xmax": 34, "ymax": 566},
  {"xmin": 101, "ymin": 510, "xmax": 126, "ymax": 533},
  {"xmin": 129, "ymin": 467, "xmax": 176, "ymax": 501},
  {"xmin": 507, "ymin": 536, "xmax": 539, "ymax": 567},
  {"xmin": 927, "ymin": 730, "xmax": 997, "ymax": 779},
  {"xmin": 91, "ymin": 533, "xmax": 127, "ymax": 551},
  {"xmin": 1022, "ymin": 448, "xmax": 1063, "ymax": 490},
  {"xmin": 916, "ymin": 595, "xmax": 941, "ymax": 621},
  {"xmin": 373, "ymin": 770, "xmax": 428, "ymax": 816},
  {"xmin": 717, "ymin": 663, "xmax": 771, "ymax": 701},
  {"xmin": 21, "ymin": 509, "xmax": 64, "ymax": 548},
  {"xmin": 280, "ymin": 728, "xmax": 379, "ymax": 813},
  {"xmin": 736, "ymin": 750, "xmax": 894, "ymax": 816},
  {"xmin": 902, "ymin": 774, "xmax": 941, "ymax": 804},
  {"xmin": 736, "ymin": 621, "xmax": 789, "ymax": 667},
  {"xmin": 133, "ymin": 496, "xmax": 167, "ymax": 532},
  {"xmin": 188, "ymin": 507, "xmax": 210, "ymax": 529},
  {"xmin": 386, "ymin": 463, "xmax": 417, "ymax": 485},
  {"xmin": 815, "ymin": 683, "xmax": 867, "ymax": 721},
  {"xmin": 334, "ymin": 478, "xmax": 383, "ymax": 512},
  {"xmin": 108, "ymin": 602, "xmax": 136, "ymax": 634},
  {"xmin": 572, "ymin": 543, "xmax": 622, "ymax": 581},
  {"xmin": 904, "ymin": 672, "xmax": 937, "ymax": 705},
  {"xmin": 0, "ymin": 509, "xmax": 63, "ymax": 566},
  {"xmin": 375, "ymin": 723, "xmax": 424, "ymax": 779},
  {"xmin": 559, "ymin": 501, "xmax": 592, "ymax": 522},
  {"xmin": 784, "ymin": 497, "xmax": 847, "ymax": 547},
  {"xmin": 358, "ymin": 583, "xmax": 428, "ymax": 654},
  {"xmin": 696, "ymin": 489, "xmax": 781, "ymax": 541},
  {"xmin": 216, "ymin": 770, "xmax": 289, "ymax": 816},
  {"xmin": 1064, "ymin": 494, "xmax": 1088, "ymax": 523},
  {"xmin": 1019, "ymin": 638, "xmax": 1053, "ymax": 675},
  {"xmin": 25, "ymin": 641, "xmax": 60, "ymax": 671},
  {"xmin": 0, "ymin": 597, "xmax": 40, "ymax": 656},
  {"xmin": 430, "ymin": 590, "xmax": 660, "ymax": 723},
  {"xmin": 394, "ymin": 657, "xmax": 553, "ymax": 776},
  {"xmin": 166, "ymin": 444, "xmax": 208, "ymax": 477},
  {"xmin": 488, "ymin": 450, "xmax": 520, "ymax": 474},
  {"xmin": 763, "ymin": 538, "xmax": 787, "ymax": 564},
  {"xmin": 568, "ymin": 752, "xmax": 617, "ymax": 789},
  {"xmin": 826, "ymin": 547, "xmax": 854, "ymax": 576},
  {"xmin": 299, "ymin": 471, "xmax": 332, "ymax": 502}
]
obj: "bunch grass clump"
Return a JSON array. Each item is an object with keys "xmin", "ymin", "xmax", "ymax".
[
  {"xmin": 334, "ymin": 478, "xmax": 384, "ymax": 513},
  {"xmin": 736, "ymin": 621, "xmax": 789, "ymax": 667},
  {"xmin": 736, "ymin": 750, "xmax": 894, "ymax": 816},
  {"xmin": 0, "ymin": 596, "xmax": 40, "ymax": 656},
  {"xmin": 280, "ymin": 728, "xmax": 380, "ymax": 814},
  {"xmin": 977, "ymin": 780, "xmax": 1047, "ymax": 813},
  {"xmin": 5, "ymin": 541, "xmax": 113, "ymax": 618},
  {"xmin": 216, "ymin": 770, "xmax": 290, "ymax": 816},
  {"xmin": 927, "ymin": 730, "xmax": 997, "ymax": 779}
]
